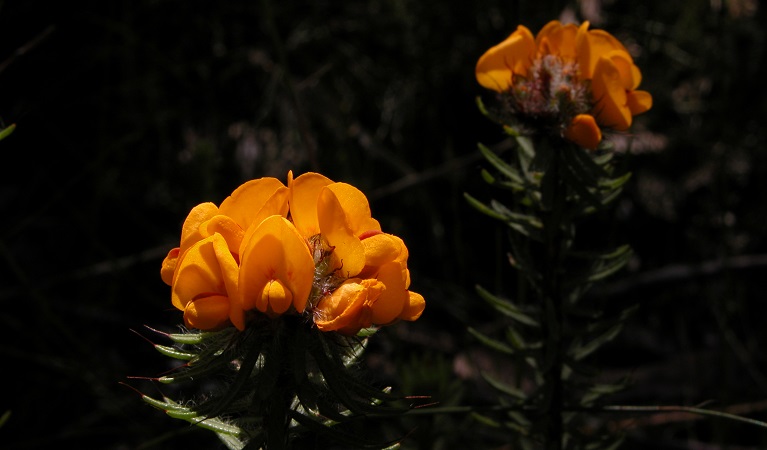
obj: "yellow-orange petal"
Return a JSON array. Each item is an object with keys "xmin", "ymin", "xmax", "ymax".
[
  {"xmin": 564, "ymin": 114, "xmax": 602, "ymax": 150},
  {"xmin": 184, "ymin": 295, "xmax": 230, "ymax": 330},
  {"xmin": 260, "ymin": 279, "xmax": 293, "ymax": 315},
  {"xmin": 161, "ymin": 247, "xmax": 180, "ymax": 286},
  {"xmin": 591, "ymin": 56, "xmax": 632, "ymax": 130},
  {"xmin": 398, "ymin": 291, "xmax": 425, "ymax": 321},
  {"xmin": 536, "ymin": 20, "xmax": 579, "ymax": 61},
  {"xmin": 289, "ymin": 172, "xmax": 333, "ymax": 238},
  {"xmin": 317, "ymin": 187, "xmax": 367, "ymax": 278},
  {"xmin": 577, "ymin": 23, "xmax": 632, "ymax": 81},
  {"xmin": 238, "ymin": 215, "xmax": 314, "ymax": 316},
  {"xmin": 200, "ymin": 215, "xmax": 245, "ymax": 257},
  {"xmin": 219, "ymin": 177, "xmax": 289, "ymax": 231},
  {"xmin": 315, "ymin": 278, "xmax": 382, "ymax": 335},
  {"xmin": 605, "ymin": 50, "xmax": 639, "ymax": 91},
  {"xmin": 171, "ymin": 234, "xmax": 239, "ymax": 314},
  {"xmin": 370, "ymin": 261, "xmax": 408, "ymax": 324},
  {"xmin": 361, "ymin": 233, "xmax": 402, "ymax": 268},
  {"xmin": 475, "ymin": 25, "xmax": 536, "ymax": 92},
  {"xmin": 627, "ymin": 90, "xmax": 653, "ymax": 116},
  {"xmin": 325, "ymin": 183, "xmax": 381, "ymax": 235},
  {"xmin": 179, "ymin": 202, "xmax": 219, "ymax": 252}
]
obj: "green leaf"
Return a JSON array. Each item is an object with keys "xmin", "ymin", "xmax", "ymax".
[
  {"xmin": 478, "ymin": 142, "xmax": 525, "ymax": 185},
  {"xmin": 598, "ymin": 172, "xmax": 632, "ymax": 190},
  {"xmin": 467, "ymin": 327, "xmax": 516, "ymax": 355},
  {"xmin": 475, "ymin": 284, "xmax": 539, "ymax": 327},
  {"xmin": 470, "ymin": 412, "xmax": 502, "ymax": 428},
  {"xmin": 154, "ymin": 344, "xmax": 197, "ymax": 360},
  {"xmin": 464, "ymin": 193, "xmax": 508, "ymax": 221},
  {"xmin": 0, "ymin": 124, "xmax": 15, "ymax": 142},
  {"xmin": 585, "ymin": 250, "xmax": 632, "ymax": 283},
  {"xmin": 580, "ymin": 382, "xmax": 628, "ymax": 406},
  {"xmin": 571, "ymin": 323, "xmax": 623, "ymax": 361},
  {"xmin": 480, "ymin": 371, "xmax": 527, "ymax": 400},
  {"xmin": 489, "ymin": 200, "xmax": 543, "ymax": 229},
  {"xmin": 475, "ymin": 95, "xmax": 491, "ymax": 119}
]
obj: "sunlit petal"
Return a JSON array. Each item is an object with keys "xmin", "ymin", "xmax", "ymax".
[
  {"xmin": 317, "ymin": 187, "xmax": 366, "ymax": 277},
  {"xmin": 398, "ymin": 291, "xmax": 426, "ymax": 321},
  {"xmin": 239, "ymin": 216, "xmax": 314, "ymax": 317},
  {"xmin": 184, "ymin": 295, "xmax": 230, "ymax": 330},
  {"xmin": 476, "ymin": 25, "xmax": 536, "ymax": 92},
  {"xmin": 564, "ymin": 114, "xmax": 602, "ymax": 150},
  {"xmin": 288, "ymin": 172, "xmax": 333, "ymax": 238},
  {"xmin": 219, "ymin": 177, "xmax": 289, "ymax": 231}
]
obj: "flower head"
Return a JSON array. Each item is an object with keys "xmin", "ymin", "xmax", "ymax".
[
  {"xmin": 161, "ymin": 171, "xmax": 425, "ymax": 334},
  {"xmin": 475, "ymin": 20, "xmax": 652, "ymax": 149}
]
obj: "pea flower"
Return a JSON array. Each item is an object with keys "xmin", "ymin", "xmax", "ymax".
[
  {"xmin": 160, "ymin": 171, "xmax": 425, "ymax": 335},
  {"xmin": 161, "ymin": 177, "xmax": 289, "ymax": 330},
  {"xmin": 290, "ymin": 171, "xmax": 425, "ymax": 335},
  {"xmin": 475, "ymin": 20, "xmax": 652, "ymax": 149}
]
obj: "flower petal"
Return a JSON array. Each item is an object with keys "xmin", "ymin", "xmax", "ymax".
[
  {"xmin": 260, "ymin": 279, "xmax": 293, "ymax": 315},
  {"xmin": 161, "ymin": 247, "xmax": 180, "ymax": 286},
  {"xmin": 238, "ymin": 215, "xmax": 314, "ymax": 317},
  {"xmin": 200, "ymin": 215, "xmax": 245, "ymax": 258},
  {"xmin": 171, "ymin": 234, "xmax": 238, "ymax": 317},
  {"xmin": 370, "ymin": 261, "xmax": 408, "ymax": 324},
  {"xmin": 564, "ymin": 114, "xmax": 602, "ymax": 150},
  {"xmin": 627, "ymin": 90, "xmax": 653, "ymax": 116},
  {"xmin": 184, "ymin": 295, "xmax": 230, "ymax": 330},
  {"xmin": 219, "ymin": 177, "xmax": 289, "ymax": 231},
  {"xmin": 325, "ymin": 183, "xmax": 381, "ymax": 235},
  {"xmin": 536, "ymin": 20, "xmax": 579, "ymax": 61},
  {"xmin": 606, "ymin": 50, "xmax": 640, "ymax": 91},
  {"xmin": 179, "ymin": 202, "xmax": 219, "ymax": 252},
  {"xmin": 361, "ymin": 233, "xmax": 402, "ymax": 269},
  {"xmin": 288, "ymin": 171, "xmax": 333, "ymax": 238},
  {"xmin": 317, "ymin": 187, "xmax": 367, "ymax": 278},
  {"xmin": 591, "ymin": 55, "xmax": 632, "ymax": 130},
  {"xmin": 399, "ymin": 291, "xmax": 425, "ymax": 321},
  {"xmin": 476, "ymin": 25, "xmax": 536, "ymax": 92},
  {"xmin": 577, "ymin": 23, "xmax": 632, "ymax": 80},
  {"xmin": 315, "ymin": 278, "xmax": 382, "ymax": 335}
]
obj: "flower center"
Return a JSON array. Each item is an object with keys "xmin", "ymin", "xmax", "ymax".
[{"xmin": 507, "ymin": 54, "xmax": 591, "ymax": 131}]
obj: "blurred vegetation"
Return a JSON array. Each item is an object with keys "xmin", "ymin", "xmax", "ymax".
[{"xmin": 1, "ymin": 0, "xmax": 766, "ymax": 448}]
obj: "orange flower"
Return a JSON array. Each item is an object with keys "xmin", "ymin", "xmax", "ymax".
[
  {"xmin": 236, "ymin": 215, "xmax": 315, "ymax": 329},
  {"xmin": 161, "ymin": 177, "xmax": 289, "ymax": 286},
  {"xmin": 170, "ymin": 234, "xmax": 239, "ymax": 330},
  {"xmin": 314, "ymin": 278, "xmax": 384, "ymax": 335},
  {"xmin": 161, "ymin": 170, "xmax": 425, "ymax": 334},
  {"xmin": 288, "ymin": 172, "xmax": 381, "ymax": 278},
  {"xmin": 289, "ymin": 171, "xmax": 425, "ymax": 333},
  {"xmin": 475, "ymin": 20, "xmax": 652, "ymax": 149},
  {"xmin": 161, "ymin": 177, "xmax": 289, "ymax": 330}
]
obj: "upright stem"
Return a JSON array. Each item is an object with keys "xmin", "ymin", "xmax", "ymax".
[{"xmin": 541, "ymin": 152, "xmax": 566, "ymax": 450}]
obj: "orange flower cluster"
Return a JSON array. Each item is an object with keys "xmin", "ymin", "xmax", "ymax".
[
  {"xmin": 475, "ymin": 20, "xmax": 652, "ymax": 149},
  {"xmin": 160, "ymin": 172, "xmax": 425, "ymax": 335}
]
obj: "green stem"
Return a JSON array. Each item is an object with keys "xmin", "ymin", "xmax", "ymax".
[{"xmin": 541, "ymin": 151, "xmax": 566, "ymax": 450}]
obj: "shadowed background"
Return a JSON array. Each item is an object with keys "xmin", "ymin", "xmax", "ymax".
[{"xmin": 1, "ymin": 0, "xmax": 767, "ymax": 448}]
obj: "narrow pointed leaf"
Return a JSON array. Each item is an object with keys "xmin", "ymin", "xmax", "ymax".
[
  {"xmin": 478, "ymin": 142, "xmax": 524, "ymax": 185},
  {"xmin": 480, "ymin": 371, "xmax": 527, "ymax": 400},
  {"xmin": 468, "ymin": 327, "xmax": 515, "ymax": 355},
  {"xmin": 475, "ymin": 284, "xmax": 539, "ymax": 327}
]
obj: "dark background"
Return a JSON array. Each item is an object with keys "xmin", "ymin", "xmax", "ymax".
[{"xmin": 2, "ymin": 0, "xmax": 767, "ymax": 448}]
